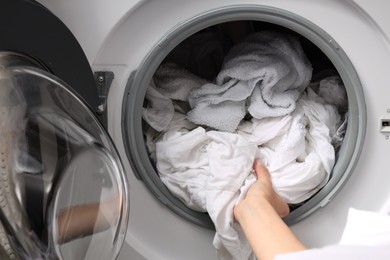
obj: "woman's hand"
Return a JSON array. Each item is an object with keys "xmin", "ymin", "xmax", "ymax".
[
  {"xmin": 233, "ymin": 159, "xmax": 306, "ymax": 260},
  {"xmin": 234, "ymin": 160, "xmax": 290, "ymax": 222}
]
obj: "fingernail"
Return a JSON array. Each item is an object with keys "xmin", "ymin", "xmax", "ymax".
[{"xmin": 255, "ymin": 159, "xmax": 264, "ymax": 167}]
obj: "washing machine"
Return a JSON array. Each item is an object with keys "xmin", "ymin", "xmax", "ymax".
[{"xmin": 5, "ymin": 0, "xmax": 390, "ymax": 259}]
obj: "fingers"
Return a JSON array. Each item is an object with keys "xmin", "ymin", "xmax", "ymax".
[
  {"xmin": 253, "ymin": 159, "xmax": 290, "ymax": 218},
  {"xmin": 253, "ymin": 159, "xmax": 270, "ymax": 180},
  {"xmin": 278, "ymin": 202, "xmax": 290, "ymax": 218}
]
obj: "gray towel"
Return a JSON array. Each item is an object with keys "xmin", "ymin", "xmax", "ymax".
[{"xmin": 188, "ymin": 31, "xmax": 313, "ymax": 132}]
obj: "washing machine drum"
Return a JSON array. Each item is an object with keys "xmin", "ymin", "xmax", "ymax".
[{"xmin": 0, "ymin": 52, "xmax": 128, "ymax": 259}]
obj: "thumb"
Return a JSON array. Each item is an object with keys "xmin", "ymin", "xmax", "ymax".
[{"xmin": 253, "ymin": 159, "xmax": 270, "ymax": 180}]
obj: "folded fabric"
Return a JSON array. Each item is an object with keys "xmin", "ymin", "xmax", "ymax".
[
  {"xmin": 187, "ymin": 79, "xmax": 251, "ymax": 132},
  {"xmin": 187, "ymin": 31, "xmax": 313, "ymax": 132}
]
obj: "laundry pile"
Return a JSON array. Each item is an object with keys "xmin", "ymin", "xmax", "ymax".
[{"xmin": 142, "ymin": 31, "xmax": 348, "ymax": 260}]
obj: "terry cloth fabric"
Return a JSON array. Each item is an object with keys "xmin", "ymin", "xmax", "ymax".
[
  {"xmin": 275, "ymin": 208, "xmax": 390, "ymax": 260},
  {"xmin": 153, "ymin": 62, "xmax": 208, "ymax": 101},
  {"xmin": 187, "ymin": 31, "xmax": 313, "ymax": 132},
  {"xmin": 142, "ymin": 64, "xmax": 206, "ymax": 132},
  {"xmin": 153, "ymin": 81, "xmax": 343, "ymax": 259}
]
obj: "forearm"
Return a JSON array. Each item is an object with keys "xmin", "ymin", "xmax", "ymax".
[
  {"xmin": 235, "ymin": 199, "xmax": 306, "ymax": 260},
  {"xmin": 57, "ymin": 198, "xmax": 120, "ymax": 243},
  {"xmin": 57, "ymin": 203, "xmax": 102, "ymax": 243}
]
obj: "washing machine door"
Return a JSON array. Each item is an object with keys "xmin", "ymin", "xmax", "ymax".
[{"xmin": 0, "ymin": 53, "xmax": 129, "ymax": 259}]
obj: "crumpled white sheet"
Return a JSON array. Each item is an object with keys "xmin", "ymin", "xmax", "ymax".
[
  {"xmin": 187, "ymin": 31, "xmax": 313, "ymax": 132},
  {"xmin": 151, "ymin": 83, "xmax": 343, "ymax": 259},
  {"xmin": 238, "ymin": 88, "xmax": 340, "ymax": 203},
  {"xmin": 156, "ymin": 124, "xmax": 258, "ymax": 260}
]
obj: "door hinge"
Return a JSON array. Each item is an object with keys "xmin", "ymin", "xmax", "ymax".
[{"xmin": 94, "ymin": 71, "xmax": 114, "ymax": 115}]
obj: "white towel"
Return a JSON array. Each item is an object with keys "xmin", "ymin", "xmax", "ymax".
[
  {"xmin": 187, "ymin": 31, "xmax": 313, "ymax": 132},
  {"xmin": 153, "ymin": 62, "xmax": 207, "ymax": 101},
  {"xmin": 187, "ymin": 79, "xmax": 251, "ymax": 132},
  {"xmin": 143, "ymin": 62, "xmax": 207, "ymax": 132}
]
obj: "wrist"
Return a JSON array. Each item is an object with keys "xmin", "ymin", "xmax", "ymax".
[{"xmin": 235, "ymin": 197, "xmax": 275, "ymax": 225}]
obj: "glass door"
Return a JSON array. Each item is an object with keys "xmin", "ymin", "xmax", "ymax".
[{"xmin": 0, "ymin": 52, "xmax": 128, "ymax": 259}]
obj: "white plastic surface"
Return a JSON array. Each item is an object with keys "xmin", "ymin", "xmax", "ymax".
[
  {"xmin": 37, "ymin": 0, "xmax": 390, "ymax": 258},
  {"xmin": 36, "ymin": 0, "xmax": 145, "ymax": 64}
]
